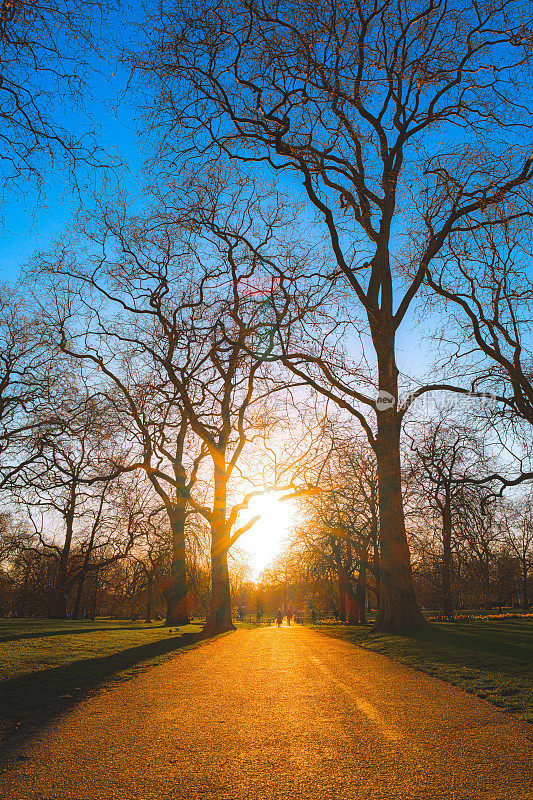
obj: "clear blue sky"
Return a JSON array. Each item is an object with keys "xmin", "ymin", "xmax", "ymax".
[{"xmin": 0, "ymin": 6, "xmax": 145, "ymax": 284}]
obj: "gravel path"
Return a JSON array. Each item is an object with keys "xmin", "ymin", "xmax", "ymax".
[{"xmin": 1, "ymin": 625, "xmax": 532, "ymax": 799}]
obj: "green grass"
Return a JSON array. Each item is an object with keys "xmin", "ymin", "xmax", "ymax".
[
  {"xmin": 0, "ymin": 618, "xmax": 207, "ymax": 748},
  {"xmin": 313, "ymin": 618, "xmax": 533, "ymax": 723}
]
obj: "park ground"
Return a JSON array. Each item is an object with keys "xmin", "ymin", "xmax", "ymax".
[
  {"xmin": 313, "ymin": 614, "xmax": 533, "ymax": 723},
  {"xmin": 0, "ymin": 614, "xmax": 531, "ymax": 746},
  {"xmin": 0, "ymin": 623, "xmax": 532, "ymax": 799}
]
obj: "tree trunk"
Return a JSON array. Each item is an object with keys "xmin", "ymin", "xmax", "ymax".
[
  {"xmin": 372, "ymin": 339, "xmax": 427, "ymax": 632},
  {"xmin": 145, "ymin": 571, "xmax": 154, "ymax": 623},
  {"xmin": 345, "ymin": 565, "xmax": 366, "ymax": 625},
  {"xmin": 347, "ymin": 587, "xmax": 357, "ymax": 624},
  {"xmin": 441, "ymin": 503, "xmax": 454, "ymax": 618},
  {"xmin": 72, "ymin": 547, "xmax": 93, "ymax": 619},
  {"xmin": 372, "ymin": 535, "xmax": 381, "ymax": 607},
  {"xmin": 49, "ymin": 511, "xmax": 74, "ymax": 619},
  {"xmin": 354, "ymin": 559, "xmax": 367, "ymax": 624},
  {"xmin": 523, "ymin": 561, "xmax": 529, "ymax": 610},
  {"xmin": 72, "ymin": 570, "xmax": 86, "ymax": 620},
  {"xmin": 50, "ymin": 580, "xmax": 69, "ymax": 619},
  {"xmin": 204, "ymin": 463, "xmax": 235, "ymax": 634},
  {"xmin": 165, "ymin": 499, "xmax": 189, "ymax": 626},
  {"xmin": 338, "ymin": 571, "xmax": 347, "ymax": 623},
  {"xmin": 72, "ymin": 508, "xmax": 101, "ymax": 619},
  {"xmin": 90, "ymin": 570, "xmax": 99, "ymax": 620}
]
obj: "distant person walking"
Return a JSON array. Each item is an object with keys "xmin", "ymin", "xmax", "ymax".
[
  {"xmin": 286, "ymin": 610, "xmax": 293, "ymax": 626},
  {"xmin": 276, "ymin": 609, "xmax": 283, "ymax": 627}
]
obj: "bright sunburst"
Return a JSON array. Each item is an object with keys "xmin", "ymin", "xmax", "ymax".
[{"xmin": 238, "ymin": 492, "xmax": 296, "ymax": 580}]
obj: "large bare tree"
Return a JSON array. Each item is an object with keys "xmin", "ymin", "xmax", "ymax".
[
  {"xmin": 16, "ymin": 387, "xmax": 138, "ymax": 618},
  {"xmin": 0, "ymin": 287, "xmax": 58, "ymax": 491},
  {"xmin": 406, "ymin": 419, "xmax": 494, "ymax": 618},
  {"xmin": 296, "ymin": 431, "xmax": 379, "ymax": 623},
  {"xmin": 132, "ymin": 0, "xmax": 533, "ymax": 630},
  {"xmin": 33, "ymin": 182, "xmax": 315, "ymax": 631}
]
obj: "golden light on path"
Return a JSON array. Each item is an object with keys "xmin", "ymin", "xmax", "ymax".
[{"xmin": 238, "ymin": 492, "xmax": 296, "ymax": 580}]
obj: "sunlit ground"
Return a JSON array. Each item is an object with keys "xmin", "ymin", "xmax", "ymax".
[{"xmin": 237, "ymin": 492, "xmax": 297, "ymax": 580}]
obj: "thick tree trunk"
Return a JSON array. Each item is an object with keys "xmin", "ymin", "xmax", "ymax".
[
  {"xmin": 346, "ymin": 589, "xmax": 360, "ymax": 624},
  {"xmin": 49, "ymin": 510, "xmax": 74, "ymax": 619},
  {"xmin": 165, "ymin": 500, "xmax": 189, "ymax": 626},
  {"xmin": 204, "ymin": 464, "xmax": 235, "ymax": 634},
  {"xmin": 441, "ymin": 503, "xmax": 454, "ymax": 618},
  {"xmin": 50, "ymin": 580, "xmax": 69, "ymax": 619},
  {"xmin": 345, "ymin": 570, "xmax": 366, "ymax": 624},
  {"xmin": 372, "ymin": 340, "xmax": 427, "ymax": 633}
]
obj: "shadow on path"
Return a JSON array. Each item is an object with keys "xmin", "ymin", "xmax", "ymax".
[{"xmin": 0, "ymin": 629, "xmax": 215, "ymax": 765}]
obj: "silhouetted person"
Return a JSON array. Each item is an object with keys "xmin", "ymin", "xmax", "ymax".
[
  {"xmin": 287, "ymin": 610, "xmax": 293, "ymax": 626},
  {"xmin": 276, "ymin": 609, "xmax": 283, "ymax": 627}
]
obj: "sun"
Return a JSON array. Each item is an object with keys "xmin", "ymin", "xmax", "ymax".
[{"xmin": 237, "ymin": 491, "xmax": 296, "ymax": 580}]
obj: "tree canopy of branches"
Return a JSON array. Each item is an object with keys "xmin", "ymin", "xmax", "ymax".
[
  {"xmin": 425, "ymin": 220, "xmax": 533, "ymax": 491},
  {"xmin": 131, "ymin": 0, "xmax": 533, "ymax": 630},
  {"xmin": 0, "ymin": 0, "xmax": 110, "ymax": 202},
  {"xmin": 294, "ymin": 431, "xmax": 379, "ymax": 623},
  {"xmin": 407, "ymin": 419, "xmax": 495, "ymax": 617},
  {"xmin": 32, "ymin": 181, "xmax": 318, "ymax": 631},
  {"xmin": 14, "ymin": 386, "xmax": 138, "ymax": 617}
]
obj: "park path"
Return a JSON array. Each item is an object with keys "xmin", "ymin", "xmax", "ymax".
[{"xmin": 0, "ymin": 625, "xmax": 532, "ymax": 799}]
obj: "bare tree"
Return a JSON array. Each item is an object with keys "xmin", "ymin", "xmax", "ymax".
[
  {"xmin": 92, "ymin": 375, "xmax": 206, "ymax": 626},
  {"xmin": 297, "ymin": 432, "xmax": 379, "ymax": 623},
  {"xmin": 0, "ymin": 287, "xmax": 59, "ymax": 492},
  {"xmin": 32, "ymin": 183, "xmax": 316, "ymax": 632},
  {"xmin": 132, "ymin": 0, "xmax": 533, "ymax": 630},
  {"xmin": 406, "ymin": 420, "xmax": 494, "ymax": 618},
  {"xmin": 505, "ymin": 498, "xmax": 533, "ymax": 609},
  {"xmin": 16, "ymin": 386, "xmax": 136, "ymax": 618},
  {"xmin": 125, "ymin": 505, "xmax": 172, "ymax": 624}
]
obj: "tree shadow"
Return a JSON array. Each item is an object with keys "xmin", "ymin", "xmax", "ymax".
[
  {"xmin": 0, "ymin": 623, "xmax": 169, "ymax": 643},
  {"xmin": 412, "ymin": 623, "xmax": 533, "ymax": 664},
  {"xmin": 0, "ymin": 629, "xmax": 213, "ymax": 765}
]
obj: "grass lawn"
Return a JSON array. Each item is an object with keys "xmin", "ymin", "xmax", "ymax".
[
  {"xmin": 0, "ymin": 618, "xmax": 206, "ymax": 748},
  {"xmin": 313, "ymin": 618, "xmax": 533, "ymax": 723}
]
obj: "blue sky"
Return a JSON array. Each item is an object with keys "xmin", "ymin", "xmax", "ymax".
[
  {"xmin": 1, "ymin": 95, "xmax": 144, "ymax": 283},
  {"xmin": 0, "ymin": 3, "xmax": 449, "ymax": 390},
  {"xmin": 0, "ymin": 4, "xmax": 146, "ymax": 284}
]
